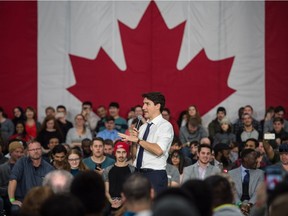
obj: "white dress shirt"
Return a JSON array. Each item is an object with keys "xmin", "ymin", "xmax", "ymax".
[{"xmin": 134, "ymin": 114, "xmax": 174, "ymax": 170}]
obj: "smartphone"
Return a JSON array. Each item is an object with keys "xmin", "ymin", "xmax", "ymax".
[
  {"xmin": 265, "ymin": 166, "xmax": 283, "ymax": 192},
  {"xmin": 264, "ymin": 133, "xmax": 276, "ymax": 140},
  {"xmin": 95, "ymin": 163, "xmax": 102, "ymax": 171},
  {"xmin": 56, "ymin": 112, "xmax": 65, "ymax": 118}
]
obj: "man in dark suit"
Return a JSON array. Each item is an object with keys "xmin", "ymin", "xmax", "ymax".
[{"xmin": 228, "ymin": 149, "xmax": 264, "ymax": 212}]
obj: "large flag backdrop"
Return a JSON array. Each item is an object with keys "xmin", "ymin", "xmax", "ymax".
[{"xmin": 0, "ymin": 1, "xmax": 287, "ymax": 125}]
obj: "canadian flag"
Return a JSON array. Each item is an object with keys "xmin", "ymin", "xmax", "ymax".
[{"xmin": 0, "ymin": 1, "xmax": 287, "ymax": 124}]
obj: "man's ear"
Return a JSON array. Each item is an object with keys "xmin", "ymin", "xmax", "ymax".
[{"xmin": 121, "ymin": 192, "xmax": 126, "ymax": 203}]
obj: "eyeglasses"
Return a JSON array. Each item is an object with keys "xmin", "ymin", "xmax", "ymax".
[
  {"xmin": 68, "ymin": 158, "xmax": 80, "ymax": 162},
  {"xmin": 172, "ymin": 155, "xmax": 180, "ymax": 159},
  {"xmin": 28, "ymin": 148, "xmax": 41, "ymax": 152}
]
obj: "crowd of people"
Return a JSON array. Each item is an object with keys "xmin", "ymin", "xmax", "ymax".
[{"xmin": 1, "ymin": 95, "xmax": 288, "ymax": 216}]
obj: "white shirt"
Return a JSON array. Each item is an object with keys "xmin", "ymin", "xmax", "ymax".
[{"xmin": 134, "ymin": 114, "xmax": 174, "ymax": 170}]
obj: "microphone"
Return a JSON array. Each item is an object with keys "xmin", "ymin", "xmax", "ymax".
[{"xmin": 135, "ymin": 115, "xmax": 142, "ymax": 130}]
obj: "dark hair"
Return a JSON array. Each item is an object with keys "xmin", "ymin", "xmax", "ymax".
[
  {"xmin": 245, "ymin": 138, "xmax": 259, "ymax": 148},
  {"xmin": 205, "ymin": 175, "xmax": 234, "ymax": 208},
  {"xmin": 181, "ymin": 180, "xmax": 213, "ymax": 216},
  {"xmin": 198, "ymin": 144, "xmax": 212, "ymax": 153},
  {"xmin": 240, "ymin": 148, "xmax": 256, "ymax": 159},
  {"xmin": 109, "ymin": 102, "xmax": 119, "ymax": 109},
  {"xmin": 41, "ymin": 193, "xmax": 85, "ymax": 216},
  {"xmin": 273, "ymin": 117, "xmax": 284, "ymax": 124},
  {"xmin": 91, "ymin": 137, "xmax": 104, "ymax": 146},
  {"xmin": 237, "ymin": 107, "xmax": 244, "ymax": 119},
  {"xmin": 142, "ymin": 92, "xmax": 165, "ymax": 112},
  {"xmin": 45, "ymin": 106, "xmax": 55, "ymax": 113},
  {"xmin": 0, "ymin": 107, "xmax": 8, "ymax": 118},
  {"xmin": 162, "ymin": 108, "xmax": 171, "ymax": 115},
  {"xmin": 187, "ymin": 117, "xmax": 199, "ymax": 128},
  {"xmin": 70, "ymin": 171, "xmax": 106, "ymax": 215},
  {"xmin": 189, "ymin": 140, "xmax": 199, "ymax": 147},
  {"xmin": 82, "ymin": 101, "xmax": 93, "ymax": 107},
  {"xmin": 152, "ymin": 188, "xmax": 199, "ymax": 216},
  {"xmin": 168, "ymin": 150, "xmax": 185, "ymax": 174},
  {"xmin": 51, "ymin": 144, "xmax": 67, "ymax": 155},
  {"xmin": 216, "ymin": 106, "xmax": 226, "ymax": 115},
  {"xmin": 105, "ymin": 116, "xmax": 115, "ymax": 122},
  {"xmin": 56, "ymin": 105, "xmax": 67, "ymax": 111},
  {"xmin": 104, "ymin": 139, "xmax": 113, "ymax": 147},
  {"xmin": 122, "ymin": 173, "xmax": 152, "ymax": 201},
  {"xmin": 274, "ymin": 106, "xmax": 285, "ymax": 114}
]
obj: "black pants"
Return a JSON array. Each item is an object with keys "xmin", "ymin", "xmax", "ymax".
[{"xmin": 141, "ymin": 169, "xmax": 167, "ymax": 194}]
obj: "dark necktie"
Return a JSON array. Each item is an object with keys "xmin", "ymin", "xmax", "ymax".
[
  {"xmin": 136, "ymin": 123, "xmax": 153, "ymax": 169},
  {"xmin": 241, "ymin": 169, "xmax": 250, "ymax": 201}
]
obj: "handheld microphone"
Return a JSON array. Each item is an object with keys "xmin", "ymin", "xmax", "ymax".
[{"xmin": 135, "ymin": 115, "xmax": 142, "ymax": 130}]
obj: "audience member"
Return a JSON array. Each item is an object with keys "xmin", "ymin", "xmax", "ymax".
[
  {"xmin": 0, "ymin": 107, "xmax": 14, "ymax": 147},
  {"xmin": 81, "ymin": 101, "xmax": 100, "ymax": 135},
  {"xmin": 36, "ymin": 116, "xmax": 64, "ymax": 150},
  {"xmin": 228, "ymin": 149, "xmax": 264, "ymax": 211},
  {"xmin": 67, "ymin": 148, "xmax": 88, "ymax": 176},
  {"xmin": 24, "ymin": 106, "xmax": 41, "ymax": 139},
  {"xmin": 20, "ymin": 186, "xmax": 54, "ymax": 216},
  {"xmin": 11, "ymin": 106, "xmax": 26, "ymax": 127},
  {"xmin": 103, "ymin": 139, "xmax": 115, "ymax": 159},
  {"xmin": 70, "ymin": 171, "xmax": 106, "ymax": 216},
  {"xmin": 40, "ymin": 193, "xmax": 85, "ymax": 216},
  {"xmin": 8, "ymin": 141, "xmax": 54, "ymax": 206},
  {"xmin": 264, "ymin": 106, "xmax": 288, "ymax": 133},
  {"xmin": 166, "ymin": 163, "xmax": 180, "ymax": 187},
  {"xmin": 81, "ymin": 138, "xmax": 92, "ymax": 158},
  {"xmin": 108, "ymin": 102, "xmax": 128, "ymax": 133},
  {"xmin": 179, "ymin": 118, "xmax": 208, "ymax": 146},
  {"xmin": 45, "ymin": 106, "xmax": 56, "ymax": 118},
  {"xmin": 66, "ymin": 114, "xmax": 92, "ymax": 148},
  {"xmin": 236, "ymin": 113, "xmax": 259, "ymax": 145},
  {"xmin": 50, "ymin": 144, "xmax": 68, "ymax": 170},
  {"xmin": 0, "ymin": 141, "xmax": 24, "ymax": 214},
  {"xmin": 83, "ymin": 137, "xmax": 115, "ymax": 174},
  {"xmin": 181, "ymin": 179, "xmax": 213, "ymax": 216},
  {"xmin": 208, "ymin": 106, "xmax": 226, "ymax": 142},
  {"xmin": 267, "ymin": 117, "xmax": 288, "ymax": 149},
  {"xmin": 121, "ymin": 173, "xmax": 154, "ymax": 216},
  {"xmin": 95, "ymin": 105, "xmax": 107, "ymax": 133},
  {"xmin": 42, "ymin": 170, "xmax": 73, "ymax": 194},
  {"xmin": 182, "ymin": 144, "xmax": 220, "ymax": 183},
  {"xmin": 212, "ymin": 143, "xmax": 232, "ymax": 171},
  {"xmin": 181, "ymin": 105, "xmax": 202, "ymax": 126},
  {"xmin": 213, "ymin": 117, "xmax": 236, "ymax": 147},
  {"xmin": 9, "ymin": 121, "xmax": 32, "ymax": 144},
  {"xmin": 167, "ymin": 150, "xmax": 187, "ymax": 183},
  {"xmin": 205, "ymin": 175, "xmax": 242, "ymax": 216},
  {"xmin": 152, "ymin": 187, "xmax": 200, "ymax": 216},
  {"xmin": 97, "ymin": 116, "xmax": 120, "ymax": 142},
  {"xmin": 55, "ymin": 105, "xmax": 73, "ymax": 138},
  {"xmin": 103, "ymin": 141, "xmax": 134, "ymax": 212},
  {"xmin": 162, "ymin": 108, "xmax": 179, "ymax": 137},
  {"xmin": 234, "ymin": 105, "xmax": 262, "ymax": 136},
  {"xmin": 42, "ymin": 136, "xmax": 60, "ymax": 161}
]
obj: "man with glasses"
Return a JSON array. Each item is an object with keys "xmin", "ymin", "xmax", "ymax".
[{"xmin": 7, "ymin": 140, "xmax": 54, "ymax": 208}]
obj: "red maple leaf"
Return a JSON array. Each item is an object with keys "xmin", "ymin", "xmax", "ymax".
[{"xmin": 68, "ymin": 1, "xmax": 235, "ymax": 117}]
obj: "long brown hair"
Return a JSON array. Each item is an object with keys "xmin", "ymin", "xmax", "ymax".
[{"xmin": 67, "ymin": 148, "xmax": 88, "ymax": 171}]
